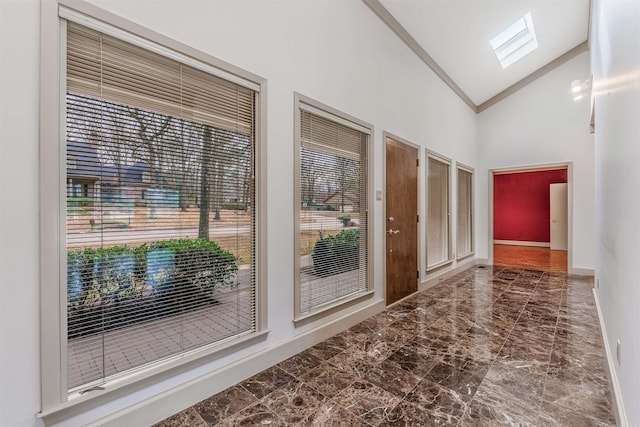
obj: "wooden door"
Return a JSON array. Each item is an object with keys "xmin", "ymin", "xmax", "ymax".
[
  {"xmin": 385, "ymin": 137, "xmax": 418, "ymax": 305},
  {"xmin": 550, "ymin": 183, "xmax": 568, "ymax": 250}
]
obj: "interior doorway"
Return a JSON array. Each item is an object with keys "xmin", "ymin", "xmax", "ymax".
[
  {"xmin": 385, "ymin": 134, "xmax": 418, "ymax": 305},
  {"xmin": 490, "ymin": 164, "xmax": 570, "ymax": 272}
]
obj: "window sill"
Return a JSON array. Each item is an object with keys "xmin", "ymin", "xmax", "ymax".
[
  {"xmin": 456, "ymin": 251, "xmax": 475, "ymax": 261},
  {"xmin": 293, "ymin": 290, "xmax": 376, "ymax": 327},
  {"xmin": 38, "ymin": 329, "xmax": 269, "ymax": 425},
  {"xmin": 426, "ymin": 259, "xmax": 454, "ymax": 273}
]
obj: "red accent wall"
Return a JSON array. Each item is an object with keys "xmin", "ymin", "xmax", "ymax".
[{"xmin": 494, "ymin": 169, "xmax": 567, "ymax": 243}]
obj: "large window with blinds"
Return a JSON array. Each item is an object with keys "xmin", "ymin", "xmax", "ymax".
[
  {"xmin": 426, "ymin": 151, "xmax": 452, "ymax": 270},
  {"xmin": 457, "ymin": 165, "xmax": 474, "ymax": 259},
  {"xmin": 62, "ymin": 20, "xmax": 260, "ymax": 393},
  {"xmin": 294, "ymin": 95, "xmax": 371, "ymax": 319}
]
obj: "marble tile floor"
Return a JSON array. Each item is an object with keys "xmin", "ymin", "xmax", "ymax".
[{"xmin": 154, "ymin": 265, "xmax": 617, "ymax": 426}]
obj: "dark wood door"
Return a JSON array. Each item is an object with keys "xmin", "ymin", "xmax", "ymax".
[{"xmin": 385, "ymin": 137, "xmax": 418, "ymax": 305}]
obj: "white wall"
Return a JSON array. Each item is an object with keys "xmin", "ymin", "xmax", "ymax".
[
  {"xmin": 591, "ymin": 0, "xmax": 640, "ymax": 424},
  {"xmin": 0, "ymin": 1, "xmax": 478, "ymax": 426},
  {"xmin": 0, "ymin": 1, "xmax": 44, "ymax": 427},
  {"xmin": 476, "ymin": 52, "xmax": 595, "ymax": 273}
]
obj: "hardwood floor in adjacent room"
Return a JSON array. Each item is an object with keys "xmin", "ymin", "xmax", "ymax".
[{"xmin": 494, "ymin": 244, "xmax": 567, "ymax": 273}]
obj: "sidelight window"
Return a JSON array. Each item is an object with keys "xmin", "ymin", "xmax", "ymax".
[
  {"xmin": 456, "ymin": 165, "xmax": 474, "ymax": 259},
  {"xmin": 426, "ymin": 151, "xmax": 452, "ymax": 270}
]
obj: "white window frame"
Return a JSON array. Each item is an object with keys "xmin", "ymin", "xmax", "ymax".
[
  {"xmin": 456, "ymin": 163, "xmax": 474, "ymax": 260},
  {"xmin": 39, "ymin": 0, "xmax": 268, "ymax": 418},
  {"xmin": 293, "ymin": 93, "xmax": 374, "ymax": 323},
  {"xmin": 425, "ymin": 150, "xmax": 453, "ymax": 271}
]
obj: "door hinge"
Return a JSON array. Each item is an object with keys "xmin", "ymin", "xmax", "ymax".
[
  {"xmin": 416, "ymin": 158, "xmax": 419, "ymax": 167},
  {"xmin": 417, "ymin": 214, "xmax": 419, "ymax": 223},
  {"xmin": 417, "ymin": 270, "xmax": 420, "ymax": 279}
]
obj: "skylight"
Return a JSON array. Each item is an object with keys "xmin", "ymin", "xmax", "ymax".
[{"xmin": 489, "ymin": 12, "xmax": 538, "ymax": 69}]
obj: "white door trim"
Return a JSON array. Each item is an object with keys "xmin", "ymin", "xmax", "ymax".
[{"xmin": 550, "ymin": 183, "xmax": 569, "ymax": 251}]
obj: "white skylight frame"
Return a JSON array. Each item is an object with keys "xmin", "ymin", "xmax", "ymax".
[{"xmin": 489, "ymin": 12, "xmax": 538, "ymax": 69}]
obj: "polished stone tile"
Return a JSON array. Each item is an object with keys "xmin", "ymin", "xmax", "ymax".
[
  {"xmin": 374, "ymin": 325, "xmax": 417, "ymax": 349},
  {"xmin": 494, "ymin": 290, "xmax": 531, "ymax": 308},
  {"xmin": 240, "ymin": 366, "xmax": 294, "ymax": 399},
  {"xmin": 299, "ymin": 362, "xmax": 358, "ymax": 397},
  {"xmin": 426, "ymin": 316, "xmax": 474, "ymax": 341},
  {"xmin": 460, "ymin": 384, "xmax": 540, "ymax": 427},
  {"xmin": 386, "ymin": 345, "xmax": 440, "ymax": 378},
  {"xmin": 326, "ymin": 348, "xmax": 380, "ymax": 378},
  {"xmin": 307, "ymin": 334, "xmax": 350, "ymax": 360},
  {"xmin": 423, "ymin": 361, "xmax": 487, "ymax": 402},
  {"xmin": 543, "ymin": 376, "xmax": 616, "ymax": 424},
  {"xmin": 382, "ymin": 400, "xmax": 456, "ymax": 426},
  {"xmin": 192, "ymin": 385, "xmax": 257, "ymax": 425},
  {"xmin": 361, "ymin": 358, "xmax": 422, "ymax": 398},
  {"xmin": 511, "ymin": 319, "xmax": 557, "ymax": 342},
  {"xmin": 539, "ymin": 400, "xmax": 615, "ymax": 426},
  {"xmin": 155, "ymin": 266, "xmax": 616, "ymax": 427},
  {"xmin": 497, "ymin": 335, "xmax": 553, "ymax": 365},
  {"xmin": 278, "ymin": 349, "xmax": 323, "ymax": 377},
  {"xmin": 304, "ymin": 400, "xmax": 365, "ymax": 426},
  {"xmin": 261, "ymin": 380, "xmax": 326, "ymax": 424},
  {"xmin": 351, "ymin": 334, "xmax": 402, "ymax": 362},
  {"xmin": 480, "ymin": 360, "xmax": 546, "ymax": 407},
  {"xmin": 403, "ymin": 379, "xmax": 467, "ymax": 423},
  {"xmin": 351, "ymin": 313, "xmax": 396, "ymax": 335},
  {"xmin": 216, "ymin": 403, "xmax": 284, "ymax": 427},
  {"xmin": 447, "ymin": 333, "xmax": 503, "ymax": 363},
  {"xmin": 152, "ymin": 407, "xmax": 208, "ymax": 427},
  {"xmin": 336, "ymin": 380, "xmax": 402, "ymax": 425}
]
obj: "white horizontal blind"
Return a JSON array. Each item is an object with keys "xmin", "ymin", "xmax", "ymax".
[
  {"xmin": 427, "ymin": 156, "xmax": 450, "ymax": 268},
  {"xmin": 298, "ymin": 108, "xmax": 368, "ymax": 314},
  {"xmin": 65, "ymin": 22, "xmax": 256, "ymax": 392},
  {"xmin": 67, "ymin": 25, "xmax": 254, "ymax": 135},
  {"xmin": 457, "ymin": 167, "xmax": 473, "ymax": 257}
]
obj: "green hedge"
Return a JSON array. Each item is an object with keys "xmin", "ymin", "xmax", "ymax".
[
  {"xmin": 221, "ymin": 201, "xmax": 248, "ymax": 211},
  {"xmin": 311, "ymin": 229, "xmax": 359, "ymax": 277},
  {"xmin": 67, "ymin": 239, "xmax": 237, "ymax": 338},
  {"xmin": 67, "ymin": 196, "xmax": 94, "ymax": 207}
]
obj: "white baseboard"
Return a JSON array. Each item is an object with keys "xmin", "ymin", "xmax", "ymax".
[
  {"xmin": 569, "ymin": 266, "xmax": 595, "ymax": 276},
  {"xmin": 593, "ymin": 289, "xmax": 628, "ymax": 427},
  {"xmin": 494, "ymin": 240, "xmax": 550, "ymax": 247},
  {"xmin": 419, "ymin": 257, "xmax": 478, "ymax": 292},
  {"xmin": 91, "ymin": 299, "xmax": 386, "ymax": 427}
]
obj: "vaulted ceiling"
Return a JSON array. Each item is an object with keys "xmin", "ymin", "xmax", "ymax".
[{"xmin": 364, "ymin": 0, "xmax": 591, "ymax": 112}]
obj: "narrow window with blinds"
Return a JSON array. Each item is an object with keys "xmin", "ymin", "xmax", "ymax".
[
  {"xmin": 295, "ymin": 98, "xmax": 370, "ymax": 318},
  {"xmin": 457, "ymin": 166, "xmax": 474, "ymax": 258},
  {"xmin": 65, "ymin": 23, "xmax": 258, "ymax": 392},
  {"xmin": 426, "ymin": 153, "xmax": 452, "ymax": 270}
]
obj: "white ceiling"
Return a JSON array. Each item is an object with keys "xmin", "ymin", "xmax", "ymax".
[{"xmin": 376, "ymin": 0, "xmax": 590, "ymax": 107}]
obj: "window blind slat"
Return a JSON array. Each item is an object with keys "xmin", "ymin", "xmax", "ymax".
[{"xmin": 67, "ymin": 23, "xmax": 254, "ymax": 136}]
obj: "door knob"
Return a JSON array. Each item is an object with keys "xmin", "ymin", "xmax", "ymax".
[{"xmin": 387, "ymin": 229, "xmax": 400, "ymax": 235}]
